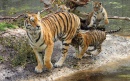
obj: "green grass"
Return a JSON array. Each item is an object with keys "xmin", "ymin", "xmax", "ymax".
[
  {"xmin": 0, "ymin": 22, "xmax": 17, "ymax": 31},
  {"xmin": 0, "ymin": 56, "xmax": 4, "ymax": 62}
]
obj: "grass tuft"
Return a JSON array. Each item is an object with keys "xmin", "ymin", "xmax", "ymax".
[{"xmin": 0, "ymin": 22, "xmax": 17, "ymax": 31}]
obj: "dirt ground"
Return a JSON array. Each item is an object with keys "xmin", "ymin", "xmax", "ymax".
[{"xmin": 0, "ymin": 29, "xmax": 130, "ymax": 81}]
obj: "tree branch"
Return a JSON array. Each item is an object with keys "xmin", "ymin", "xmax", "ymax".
[
  {"xmin": 0, "ymin": 14, "xmax": 24, "ymax": 20},
  {"xmin": 40, "ymin": 0, "xmax": 55, "ymax": 13},
  {"xmin": 108, "ymin": 16, "xmax": 130, "ymax": 21},
  {"xmin": 70, "ymin": 0, "xmax": 90, "ymax": 6}
]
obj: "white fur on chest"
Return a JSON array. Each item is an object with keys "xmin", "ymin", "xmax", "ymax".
[
  {"xmin": 28, "ymin": 33, "xmax": 47, "ymax": 51},
  {"xmin": 97, "ymin": 13, "xmax": 104, "ymax": 20},
  {"xmin": 30, "ymin": 40, "xmax": 47, "ymax": 51},
  {"xmin": 96, "ymin": 8, "xmax": 105, "ymax": 20}
]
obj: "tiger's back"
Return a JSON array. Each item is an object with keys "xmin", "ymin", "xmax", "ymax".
[
  {"xmin": 42, "ymin": 12, "xmax": 80, "ymax": 41},
  {"xmin": 71, "ymin": 30, "xmax": 106, "ymax": 59},
  {"xmin": 87, "ymin": 30, "xmax": 106, "ymax": 46}
]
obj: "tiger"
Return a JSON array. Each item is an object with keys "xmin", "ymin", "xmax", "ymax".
[
  {"xmin": 86, "ymin": 1, "xmax": 109, "ymax": 28},
  {"xmin": 71, "ymin": 28, "xmax": 121, "ymax": 59},
  {"xmin": 24, "ymin": 12, "xmax": 80, "ymax": 73}
]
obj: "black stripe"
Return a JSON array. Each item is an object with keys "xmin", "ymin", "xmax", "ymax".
[
  {"xmin": 58, "ymin": 13, "xmax": 66, "ymax": 33},
  {"xmin": 62, "ymin": 48, "xmax": 68, "ymax": 53},
  {"xmin": 40, "ymin": 41, "xmax": 45, "ymax": 47},
  {"xmin": 92, "ymin": 32, "xmax": 97, "ymax": 44},
  {"xmin": 93, "ymin": 15, "xmax": 96, "ymax": 19},
  {"xmin": 94, "ymin": 13, "xmax": 97, "ymax": 15},
  {"xmin": 53, "ymin": 14, "xmax": 62, "ymax": 37},
  {"xmin": 56, "ymin": 14, "xmax": 62, "ymax": 36},
  {"xmin": 62, "ymin": 12, "xmax": 68, "ymax": 32},
  {"xmin": 27, "ymin": 32, "xmax": 33, "ymax": 43},
  {"xmin": 96, "ymin": 31, "xmax": 100, "ymax": 41},
  {"xmin": 63, "ymin": 43, "xmax": 70, "ymax": 46},
  {"xmin": 91, "ymin": 34, "xmax": 95, "ymax": 45},
  {"xmin": 65, "ymin": 13, "xmax": 72, "ymax": 40},
  {"xmin": 50, "ymin": 16, "xmax": 59, "ymax": 39},
  {"xmin": 72, "ymin": 14, "xmax": 76, "ymax": 23},
  {"xmin": 36, "ymin": 32, "xmax": 41, "ymax": 42},
  {"xmin": 94, "ymin": 31, "xmax": 99, "ymax": 42},
  {"xmin": 47, "ymin": 18, "xmax": 56, "ymax": 39},
  {"xmin": 67, "ymin": 13, "xmax": 76, "ymax": 40},
  {"xmin": 30, "ymin": 42, "xmax": 35, "ymax": 46},
  {"xmin": 62, "ymin": 48, "xmax": 67, "ymax": 50}
]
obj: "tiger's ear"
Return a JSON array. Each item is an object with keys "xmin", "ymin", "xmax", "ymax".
[
  {"xmin": 37, "ymin": 12, "xmax": 41, "ymax": 20},
  {"xmin": 91, "ymin": 1, "xmax": 94, "ymax": 6},
  {"xmin": 99, "ymin": 2, "xmax": 102, "ymax": 6},
  {"xmin": 24, "ymin": 13, "xmax": 29, "ymax": 18}
]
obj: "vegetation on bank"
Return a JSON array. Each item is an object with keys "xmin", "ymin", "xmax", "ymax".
[{"xmin": 0, "ymin": 22, "xmax": 17, "ymax": 31}]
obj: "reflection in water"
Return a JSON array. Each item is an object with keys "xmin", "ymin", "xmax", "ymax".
[{"xmin": 55, "ymin": 56, "xmax": 130, "ymax": 81}]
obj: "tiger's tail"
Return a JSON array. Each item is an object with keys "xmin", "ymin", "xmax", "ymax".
[{"xmin": 105, "ymin": 27, "xmax": 121, "ymax": 34}]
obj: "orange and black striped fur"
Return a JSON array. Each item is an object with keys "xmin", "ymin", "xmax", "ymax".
[
  {"xmin": 87, "ymin": 1, "xmax": 109, "ymax": 28},
  {"xmin": 24, "ymin": 12, "xmax": 80, "ymax": 73},
  {"xmin": 71, "ymin": 28, "xmax": 120, "ymax": 59}
]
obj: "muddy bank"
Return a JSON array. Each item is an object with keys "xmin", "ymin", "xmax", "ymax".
[{"xmin": 0, "ymin": 29, "xmax": 130, "ymax": 81}]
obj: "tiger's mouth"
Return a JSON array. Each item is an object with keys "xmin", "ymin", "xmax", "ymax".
[
  {"xmin": 26, "ymin": 25, "xmax": 41, "ymax": 31},
  {"xmin": 26, "ymin": 25, "xmax": 41, "ymax": 35}
]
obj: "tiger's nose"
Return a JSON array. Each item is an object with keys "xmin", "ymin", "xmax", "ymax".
[{"xmin": 36, "ymin": 26, "xmax": 40, "ymax": 30}]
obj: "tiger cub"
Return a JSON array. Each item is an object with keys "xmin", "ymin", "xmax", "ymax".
[
  {"xmin": 71, "ymin": 28, "xmax": 120, "ymax": 59},
  {"xmin": 87, "ymin": 1, "xmax": 109, "ymax": 28},
  {"xmin": 24, "ymin": 12, "xmax": 80, "ymax": 73}
]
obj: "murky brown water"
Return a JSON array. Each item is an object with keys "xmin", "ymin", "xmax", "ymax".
[{"xmin": 82, "ymin": 73, "xmax": 130, "ymax": 81}]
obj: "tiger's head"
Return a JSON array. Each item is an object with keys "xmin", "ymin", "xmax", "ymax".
[
  {"xmin": 24, "ymin": 12, "xmax": 41, "ymax": 35},
  {"xmin": 72, "ymin": 32, "xmax": 83, "ymax": 43},
  {"xmin": 93, "ymin": 1, "xmax": 103, "ymax": 12}
]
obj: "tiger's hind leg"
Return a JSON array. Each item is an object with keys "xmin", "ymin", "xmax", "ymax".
[
  {"xmin": 96, "ymin": 44, "xmax": 102, "ymax": 55},
  {"xmin": 54, "ymin": 40, "xmax": 71, "ymax": 67},
  {"xmin": 33, "ymin": 48, "xmax": 43, "ymax": 73},
  {"xmin": 76, "ymin": 45, "xmax": 88, "ymax": 59},
  {"xmin": 91, "ymin": 44, "xmax": 101, "ymax": 56},
  {"xmin": 73, "ymin": 45, "xmax": 80, "ymax": 58}
]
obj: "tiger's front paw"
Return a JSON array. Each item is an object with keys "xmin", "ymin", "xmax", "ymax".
[
  {"xmin": 73, "ymin": 53, "xmax": 79, "ymax": 59},
  {"xmin": 75, "ymin": 54, "xmax": 83, "ymax": 60},
  {"xmin": 73, "ymin": 53, "xmax": 82, "ymax": 59},
  {"xmin": 45, "ymin": 62, "xmax": 53, "ymax": 70},
  {"xmin": 54, "ymin": 61, "xmax": 63, "ymax": 68},
  {"xmin": 104, "ymin": 19, "xmax": 109, "ymax": 24},
  {"xmin": 35, "ymin": 65, "xmax": 43, "ymax": 73}
]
